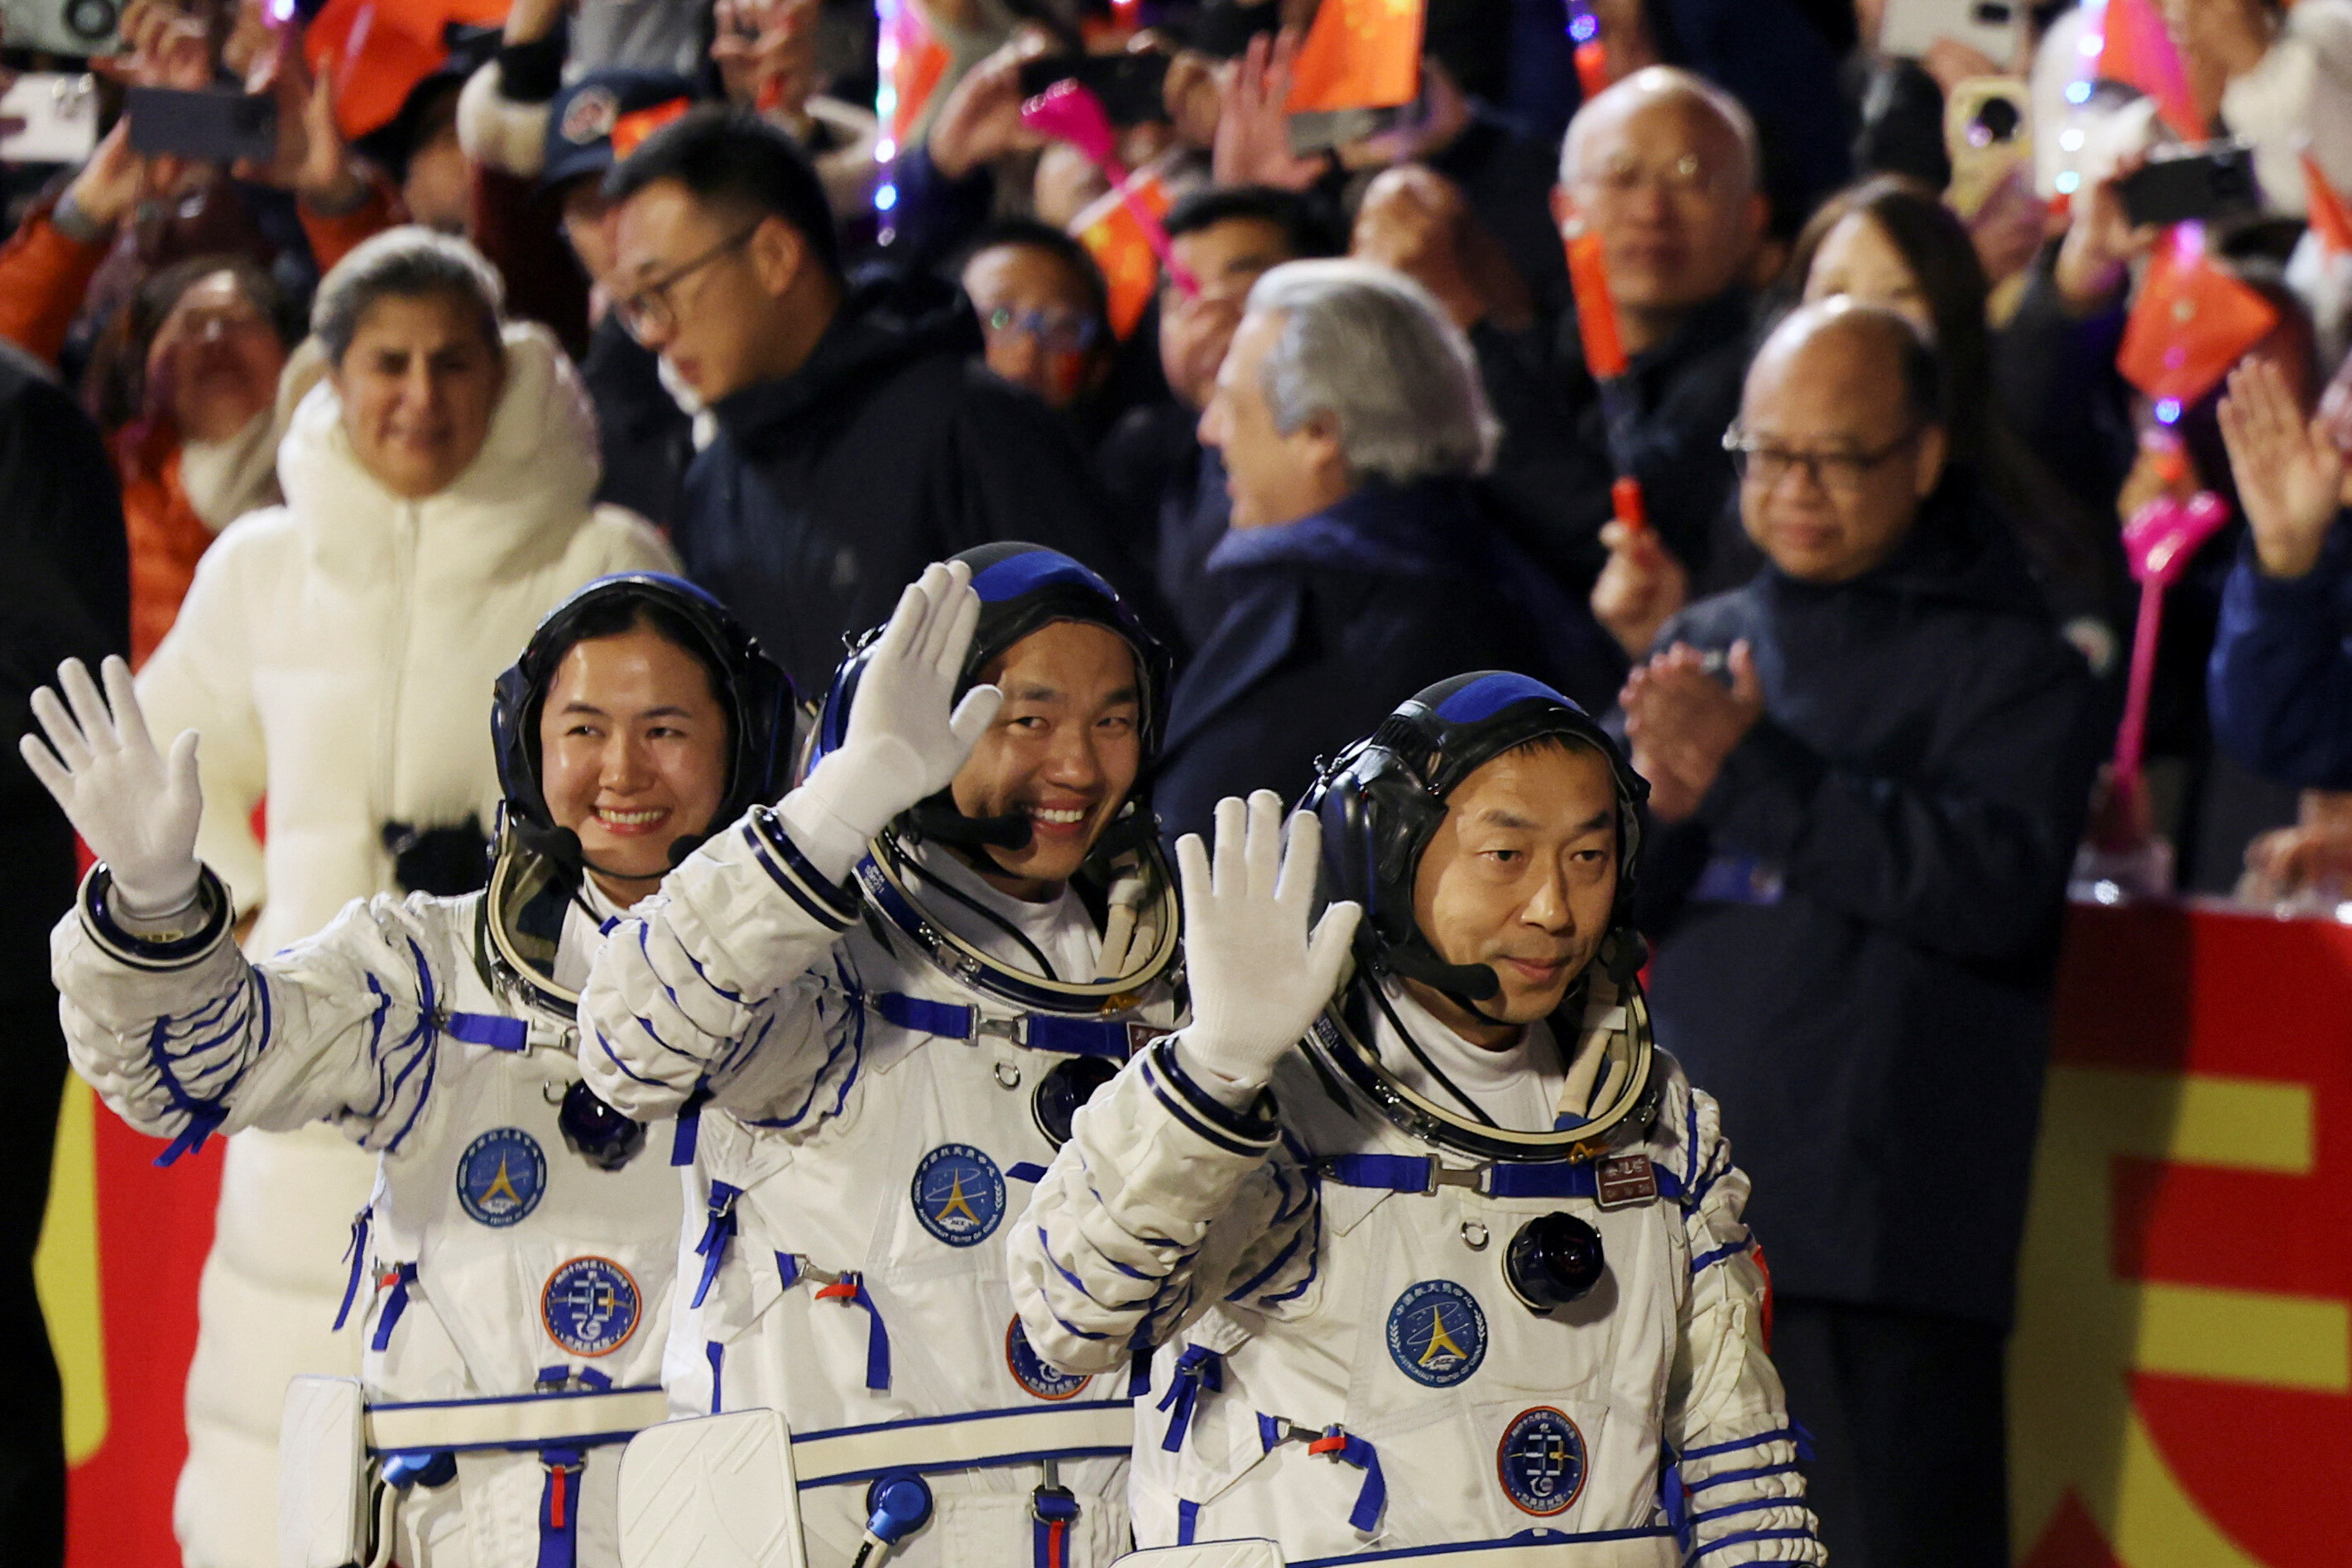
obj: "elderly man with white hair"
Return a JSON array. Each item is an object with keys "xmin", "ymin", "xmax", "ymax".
[{"xmin": 1152, "ymin": 258, "xmax": 1620, "ymax": 846}]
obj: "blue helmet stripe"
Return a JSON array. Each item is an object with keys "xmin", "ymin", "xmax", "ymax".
[{"xmin": 1431, "ymin": 672, "xmax": 1572, "ymax": 725}]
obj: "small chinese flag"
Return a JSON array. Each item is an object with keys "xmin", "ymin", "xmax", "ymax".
[
  {"xmin": 1284, "ymin": 0, "xmax": 1425, "ymax": 114},
  {"xmin": 885, "ymin": 2, "xmax": 952, "ymax": 146},
  {"xmin": 2306, "ymin": 153, "xmax": 2352, "ymax": 258},
  {"xmin": 1072, "ymin": 167, "xmax": 1174, "ymax": 340},
  {"xmin": 612, "ymin": 97, "xmax": 692, "ymax": 160},
  {"xmin": 2098, "ymin": 0, "xmax": 2203, "ymax": 140},
  {"xmin": 1564, "ymin": 227, "xmax": 1628, "ymax": 380},
  {"xmin": 2116, "ymin": 230, "xmax": 2279, "ymax": 406}
]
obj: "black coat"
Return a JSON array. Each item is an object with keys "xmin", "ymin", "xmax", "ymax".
[
  {"xmin": 674, "ymin": 273, "xmax": 1155, "ymax": 693},
  {"xmin": 1154, "ymin": 477, "xmax": 1623, "ymax": 846},
  {"xmin": 1, "ymin": 346, "xmax": 128, "ymax": 974},
  {"xmin": 581, "ymin": 312, "xmax": 696, "ymax": 530},
  {"xmin": 1637, "ymin": 482, "xmax": 2100, "ymax": 1326}
]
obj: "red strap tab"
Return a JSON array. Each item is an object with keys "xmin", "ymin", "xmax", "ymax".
[
  {"xmin": 1307, "ymin": 1431, "xmax": 1348, "ymax": 1457},
  {"xmin": 549, "ymin": 1465, "xmax": 569, "ymax": 1529},
  {"xmin": 815, "ymin": 1279, "xmax": 858, "ymax": 1302}
]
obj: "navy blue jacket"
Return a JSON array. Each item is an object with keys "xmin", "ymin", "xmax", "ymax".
[
  {"xmin": 1154, "ymin": 477, "xmax": 1623, "ymax": 846},
  {"xmin": 1638, "ymin": 481, "xmax": 2100, "ymax": 1326},
  {"xmin": 674, "ymin": 271, "xmax": 1154, "ymax": 693},
  {"xmin": 2207, "ymin": 523, "xmax": 2352, "ymax": 789}
]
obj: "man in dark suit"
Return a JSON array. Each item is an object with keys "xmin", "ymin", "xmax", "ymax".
[
  {"xmin": 1621, "ymin": 302, "xmax": 2100, "ymax": 1568},
  {"xmin": 606, "ymin": 108, "xmax": 1155, "ymax": 693},
  {"xmin": 1154, "ymin": 260, "xmax": 1620, "ymax": 846}
]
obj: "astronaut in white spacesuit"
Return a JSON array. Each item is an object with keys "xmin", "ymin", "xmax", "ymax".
[
  {"xmin": 580, "ymin": 544, "xmax": 1184, "ymax": 1568},
  {"xmin": 25, "ymin": 574, "xmax": 794, "ymax": 1567},
  {"xmin": 1009, "ymin": 672, "xmax": 1826, "ymax": 1568}
]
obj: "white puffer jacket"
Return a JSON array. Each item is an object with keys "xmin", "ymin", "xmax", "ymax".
[{"xmin": 134, "ymin": 323, "xmax": 676, "ymax": 1568}]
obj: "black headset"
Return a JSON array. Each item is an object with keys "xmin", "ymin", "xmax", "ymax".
[
  {"xmin": 490, "ymin": 573, "xmax": 795, "ymax": 876},
  {"xmin": 809, "ymin": 542, "xmax": 1172, "ymax": 859},
  {"xmin": 1301, "ymin": 671, "xmax": 1650, "ymax": 1006}
]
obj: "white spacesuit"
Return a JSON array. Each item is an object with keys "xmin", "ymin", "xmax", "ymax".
[
  {"xmin": 30, "ymin": 575, "xmax": 796, "ymax": 1567},
  {"xmin": 582, "ymin": 546, "xmax": 1183, "ymax": 1568},
  {"xmin": 1009, "ymin": 674, "xmax": 1826, "ymax": 1567}
]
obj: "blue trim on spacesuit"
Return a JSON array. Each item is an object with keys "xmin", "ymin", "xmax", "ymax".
[
  {"xmin": 784, "ymin": 1398, "xmax": 1136, "ymax": 1489},
  {"xmin": 1679, "ymin": 1427, "xmax": 1799, "ymax": 1463},
  {"xmin": 692, "ymin": 1182, "xmax": 742, "ymax": 1308},
  {"xmin": 371, "ymin": 1262, "xmax": 420, "ymax": 1351},
  {"xmin": 1034, "ymin": 1225, "xmax": 1159, "ymax": 1312},
  {"xmin": 1685, "ymin": 1462, "xmax": 1800, "ymax": 1493},
  {"xmin": 377, "ymin": 939, "xmax": 442, "ymax": 1155},
  {"xmin": 334, "ymin": 1206, "xmax": 372, "ymax": 1331},
  {"xmin": 1689, "ymin": 1528, "xmax": 1819, "ymax": 1559},
  {"xmin": 1156, "ymin": 1345, "xmax": 1222, "ymax": 1451},
  {"xmin": 142, "ymin": 961, "xmax": 271, "ymax": 1165},
  {"xmin": 746, "ymin": 809, "xmax": 862, "ymax": 928},
  {"xmin": 1140, "ymin": 1039, "xmax": 1279, "ymax": 1157}
]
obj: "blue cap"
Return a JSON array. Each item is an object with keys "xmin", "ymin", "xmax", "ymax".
[{"xmin": 543, "ymin": 71, "xmax": 698, "ymax": 190}]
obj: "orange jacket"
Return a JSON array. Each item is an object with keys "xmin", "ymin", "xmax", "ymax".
[
  {"xmin": 0, "ymin": 203, "xmax": 109, "ymax": 367},
  {"xmin": 112, "ymin": 418, "xmax": 221, "ymax": 667}
]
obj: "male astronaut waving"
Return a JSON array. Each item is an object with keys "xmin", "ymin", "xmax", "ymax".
[
  {"xmin": 580, "ymin": 546, "xmax": 1183, "ymax": 1568},
  {"xmin": 1008, "ymin": 673, "xmax": 1826, "ymax": 1567},
  {"xmin": 26, "ymin": 575, "xmax": 795, "ymax": 1566}
]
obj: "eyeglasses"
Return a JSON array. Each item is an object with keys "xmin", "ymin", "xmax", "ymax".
[
  {"xmin": 1721, "ymin": 423, "xmax": 1923, "ymax": 492},
  {"xmin": 613, "ymin": 222, "xmax": 764, "ymax": 344},
  {"xmin": 980, "ymin": 304, "xmax": 1102, "ymax": 355},
  {"xmin": 1572, "ymin": 151, "xmax": 1722, "ymax": 203}
]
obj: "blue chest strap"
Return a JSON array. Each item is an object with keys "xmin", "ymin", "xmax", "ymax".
[
  {"xmin": 1316, "ymin": 1153, "xmax": 1685, "ymax": 1204},
  {"xmin": 875, "ymin": 992, "xmax": 1138, "ymax": 1058}
]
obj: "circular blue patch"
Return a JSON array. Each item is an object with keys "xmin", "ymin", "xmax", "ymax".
[
  {"xmin": 455, "ymin": 1128, "xmax": 546, "ymax": 1229},
  {"xmin": 910, "ymin": 1144, "xmax": 1006, "ymax": 1247},
  {"xmin": 1385, "ymin": 1278, "xmax": 1488, "ymax": 1387},
  {"xmin": 1496, "ymin": 1407, "xmax": 1587, "ymax": 1517},
  {"xmin": 541, "ymin": 1256, "xmax": 642, "ymax": 1357},
  {"xmin": 1005, "ymin": 1316, "xmax": 1093, "ymax": 1401}
]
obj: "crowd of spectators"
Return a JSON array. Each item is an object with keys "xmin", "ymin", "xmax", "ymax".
[{"xmin": 8, "ymin": 0, "xmax": 2352, "ymax": 1563}]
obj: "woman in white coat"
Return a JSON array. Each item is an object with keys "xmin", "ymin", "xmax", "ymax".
[{"xmin": 133, "ymin": 227, "xmax": 676, "ymax": 1568}]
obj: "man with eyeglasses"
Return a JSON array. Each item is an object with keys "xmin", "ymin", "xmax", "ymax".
[
  {"xmin": 1617, "ymin": 300, "xmax": 2100, "ymax": 1568},
  {"xmin": 603, "ymin": 108, "xmax": 1154, "ymax": 693},
  {"xmin": 1481, "ymin": 67, "xmax": 1767, "ymax": 603},
  {"xmin": 956, "ymin": 220, "xmax": 1116, "ymax": 425}
]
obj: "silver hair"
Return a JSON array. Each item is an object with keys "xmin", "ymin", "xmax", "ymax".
[
  {"xmin": 1559, "ymin": 65, "xmax": 1760, "ymax": 194},
  {"xmin": 1245, "ymin": 259, "xmax": 1499, "ymax": 483},
  {"xmin": 311, "ymin": 226, "xmax": 506, "ymax": 366}
]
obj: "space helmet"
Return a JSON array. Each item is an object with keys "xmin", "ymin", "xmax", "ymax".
[
  {"xmin": 482, "ymin": 573, "xmax": 794, "ymax": 1006},
  {"xmin": 1298, "ymin": 671, "xmax": 1658, "ymax": 1163},
  {"xmin": 809, "ymin": 543, "xmax": 1180, "ymax": 1014}
]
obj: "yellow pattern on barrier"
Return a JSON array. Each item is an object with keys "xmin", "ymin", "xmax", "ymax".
[
  {"xmin": 2009, "ymin": 1067, "xmax": 2315, "ymax": 1566},
  {"xmin": 33, "ymin": 1077, "xmax": 109, "ymax": 1465}
]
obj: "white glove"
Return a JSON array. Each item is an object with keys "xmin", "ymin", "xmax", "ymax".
[
  {"xmin": 1175, "ymin": 790, "xmax": 1361, "ymax": 1096},
  {"xmin": 784, "ymin": 560, "xmax": 1006, "ymax": 881},
  {"xmin": 21, "ymin": 655, "xmax": 204, "ymax": 917}
]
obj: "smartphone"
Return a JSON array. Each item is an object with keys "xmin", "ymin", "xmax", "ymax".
[
  {"xmin": 1878, "ymin": 0, "xmax": 2023, "ymax": 65},
  {"xmin": 2117, "ymin": 139, "xmax": 2261, "ymax": 228},
  {"xmin": 0, "ymin": 70, "xmax": 98, "ymax": 163},
  {"xmin": 1017, "ymin": 52, "xmax": 1170, "ymax": 127},
  {"xmin": 1943, "ymin": 76, "xmax": 2031, "ymax": 219},
  {"xmin": 124, "ymin": 84, "xmax": 277, "ymax": 163}
]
